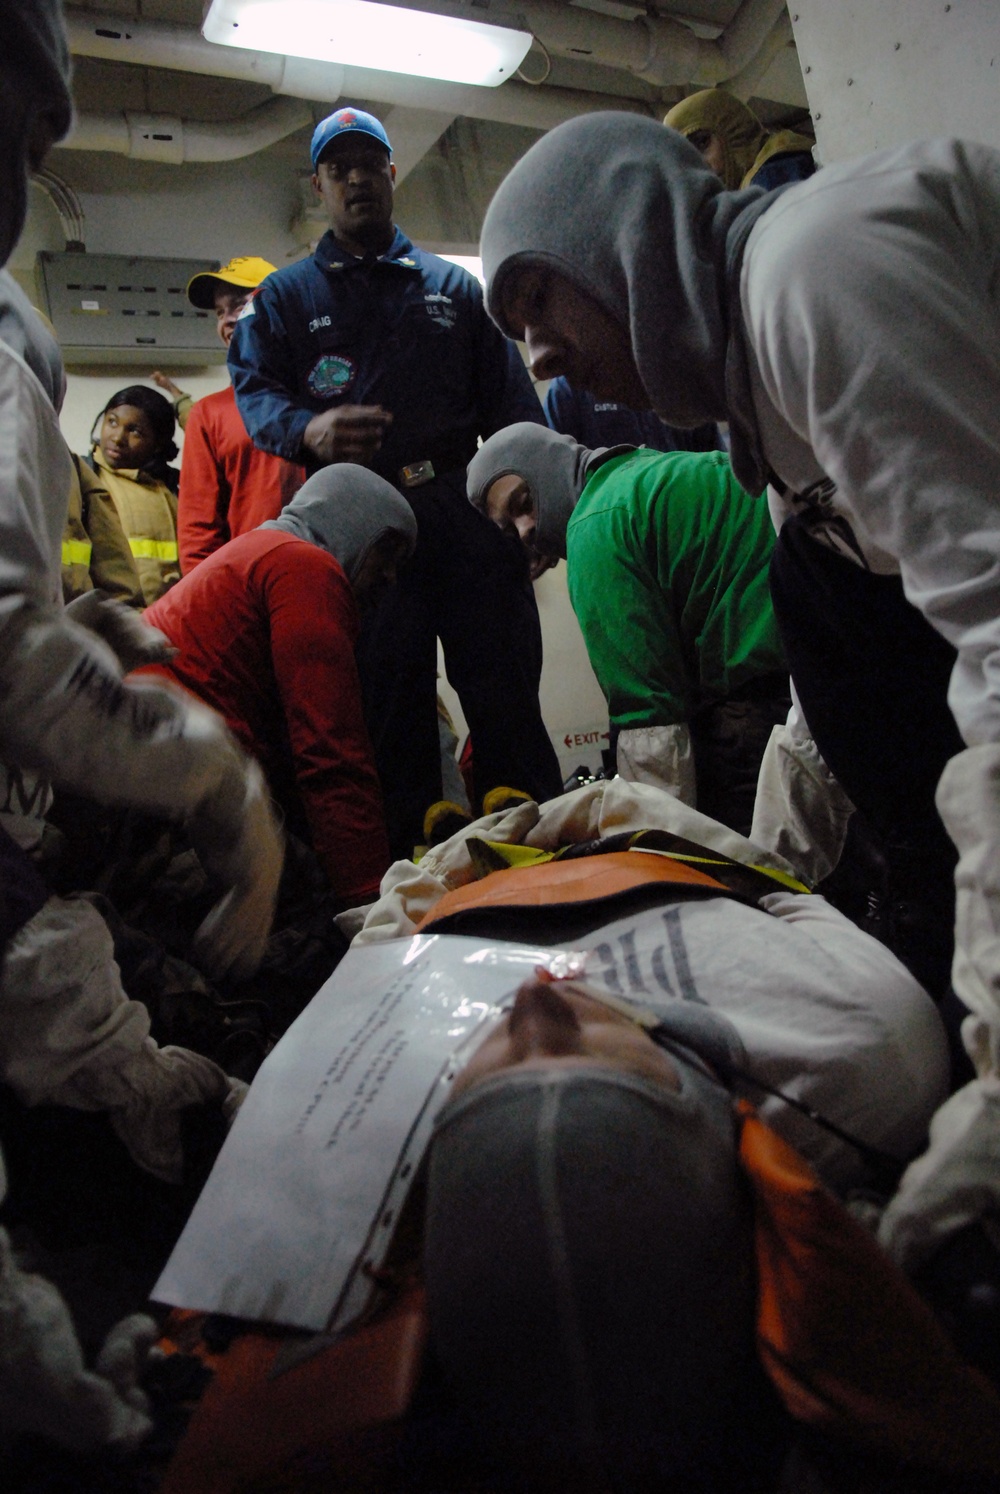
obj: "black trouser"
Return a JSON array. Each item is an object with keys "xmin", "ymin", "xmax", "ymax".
[
  {"xmin": 689, "ymin": 675, "xmax": 791, "ymax": 839},
  {"xmin": 770, "ymin": 516, "xmax": 964, "ymax": 992},
  {"xmin": 357, "ymin": 469, "xmax": 562, "ymax": 858}
]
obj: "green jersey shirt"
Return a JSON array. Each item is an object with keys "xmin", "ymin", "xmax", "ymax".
[{"xmin": 566, "ymin": 448, "xmax": 784, "ymax": 728}]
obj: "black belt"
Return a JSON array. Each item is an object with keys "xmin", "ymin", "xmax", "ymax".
[{"xmin": 392, "ymin": 435, "xmax": 479, "ymax": 489}]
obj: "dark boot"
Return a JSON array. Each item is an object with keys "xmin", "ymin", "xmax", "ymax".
[{"xmin": 861, "ymin": 835, "xmax": 956, "ymax": 999}]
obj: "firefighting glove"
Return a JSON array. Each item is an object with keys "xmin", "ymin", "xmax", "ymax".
[
  {"xmin": 0, "ymin": 607, "xmax": 283, "ymax": 978},
  {"xmin": 0, "ymin": 894, "xmax": 245, "ymax": 1183},
  {"xmin": 64, "ymin": 588, "xmax": 174, "ymax": 671},
  {"xmin": 0, "ymin": 1222, "xmax": 155, "ymax": 1453}
]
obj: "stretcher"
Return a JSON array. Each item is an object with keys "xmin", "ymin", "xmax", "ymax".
[{"xmin": 158, "ymin": 844, "xmax": 1000, "ymax": 1492}]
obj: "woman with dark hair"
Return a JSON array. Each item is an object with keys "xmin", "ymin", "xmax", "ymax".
[{"xmin": 87, "ymin": 384, "xmax": 181, "ymax": 605}]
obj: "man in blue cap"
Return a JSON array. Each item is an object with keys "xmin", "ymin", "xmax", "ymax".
[{"xmin": 228, "ymin": 107, "xmax": 561, "ymax": 856}]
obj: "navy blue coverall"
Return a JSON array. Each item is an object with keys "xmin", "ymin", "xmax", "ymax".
[{"xmin": 229, "ymin": 227, "xmax": 562, "ymax": 854}]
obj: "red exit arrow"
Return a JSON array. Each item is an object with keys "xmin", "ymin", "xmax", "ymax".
[{"xmin": 561, "ymin": 729, "xmax": 611, "ymax": 749}]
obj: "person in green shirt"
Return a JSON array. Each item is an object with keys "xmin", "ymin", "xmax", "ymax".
[{"xmin": 468, "ymin": 422, "xmax": 788, "ymax": 834}]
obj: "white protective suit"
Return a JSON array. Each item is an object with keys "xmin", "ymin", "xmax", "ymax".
[
  {"xmin": 0, "ymin": 345, "xmax": 261, "ymax": 1457},
  {"xmin": 0, "ymin": 0, "xmax": 273, "ymax": 1458},
  {"xmin": 750, "ymin": 684, "xmax": 855, "ymax": 889},
  {"xmin": 485, "ymin": 124, "xmax": 1000, "ymax": 1248},
  {"xmin": 616, "ymin": 721, "xmax": 697, "ymax": 806},
  {"xmin": 734, "ymin": 139, "xmax": 1000, "ymax": 1259}
]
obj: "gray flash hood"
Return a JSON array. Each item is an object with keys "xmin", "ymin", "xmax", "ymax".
[
  {"xmin": 261, "ymin": 463, "xmax": 417, "ymax": 580},
  {"xmin": 479, "ymin": 111, "xmax": 785, "ymax": 495},
  {"xmin": 467, "ymin": 422, "xmax": 632, "ymax": 559},
  {"xmin": 0, "ymin": 272, "xmax": 65, "ymax": 410},
  {"xmin": 424, "ymin": 1060, "xmax": 764, "ymax": 1488},
  {"xmin": 0, "ymin": 2, "xmax": 73, "ymax": 269}
]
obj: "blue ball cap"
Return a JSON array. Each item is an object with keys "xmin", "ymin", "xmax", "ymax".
[{"xmin": 311, "ymin": 108, "xmax": 393, "ymax": 170}]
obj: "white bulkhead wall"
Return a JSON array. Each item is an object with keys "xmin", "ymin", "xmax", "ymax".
[{"xmin": 790, "ymin": 0, "xmax": 1000, "ymax": 161}]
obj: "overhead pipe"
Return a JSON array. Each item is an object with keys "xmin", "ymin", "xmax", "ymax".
[
  {"xmin": 724, "ymin": 11, "xmax": 795, "ymax": 103},
  {"xmin": 688, "ymin": 0, "xmax": 790, "ymax": 82},
  {"xmin": 61, "ymin": 95, "xmax": 313, "ymax": 163},
  {"xmin": 66, "ymin": 9, "xmax": 330, "ymax": 95},
  {"xmin": 516, "ymin": 0, "xmax": 787, "ymax": 87}
]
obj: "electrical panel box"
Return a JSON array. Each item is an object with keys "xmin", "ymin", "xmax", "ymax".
[{"xmin": 36, "ymin": 252, "xmax": 226, "ymax": 367}]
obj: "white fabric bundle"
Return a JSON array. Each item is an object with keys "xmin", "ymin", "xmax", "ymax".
[{"xmin": 354, "ymin": 778, "xmax": 798, "ymax": 945}]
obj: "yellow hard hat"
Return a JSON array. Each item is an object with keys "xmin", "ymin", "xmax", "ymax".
[{"xmin": 186, "ymin": 255, "xmax": 277, "ymax": 310}]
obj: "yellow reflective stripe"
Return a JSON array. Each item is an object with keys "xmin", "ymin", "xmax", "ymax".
[
  {"xmin": 747, "ymin": 863, "xmax": 811, "ymax": 895},
  {"xmin": 129, "ymin": 538, "xmax": 179, "ymax": 562},
  {"xmin": 61, "ymin": 539, "xmax": 92, "ymax": 566},
  {"xmin": 630, "ymin": 846, "xmax": 810, "ymax": 895}
]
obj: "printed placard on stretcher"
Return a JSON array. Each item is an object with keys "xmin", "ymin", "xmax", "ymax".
[{"xmin": 153, "ymin": 936, "xmax": 586, "ymax": 1334}]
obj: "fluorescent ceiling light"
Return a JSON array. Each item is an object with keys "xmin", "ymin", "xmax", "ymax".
[{"xmin": 203, "ymin": 0, "xmax": 533, "ymax": 87}]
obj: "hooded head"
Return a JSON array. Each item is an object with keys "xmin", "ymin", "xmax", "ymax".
[
  {"xmin": 262, "ymin": 463, "xmax": 417, "ymax": 605},
  {"xmin": 467, "ymin": 422, "xmax": 631, "ymax": 560},
  {"xmin": 424, "ymin": 1051, "xmax": 777, "ymax": 1491},
  {"xmin": 0, "ymin": 1, "xmax": 73, "ymax": 268},
  {"xmin": 663, "ymin": 90, "xmax": 767, "ymax": 191},
  {"xmin": 481, "ymin": 111, "xmax": 774, "ymax": 439}
]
